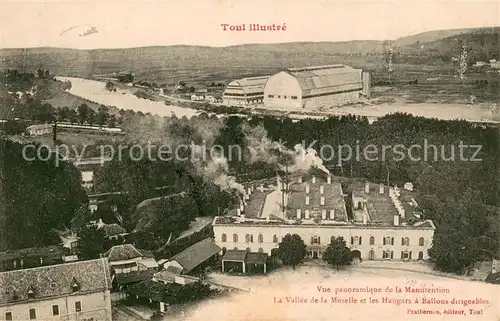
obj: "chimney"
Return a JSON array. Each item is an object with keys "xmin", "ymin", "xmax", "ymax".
[
  {"xmin": 237, "ymin": 208, "xmax": 241, "ymax": 216},
  {"xmin": 364, "ymin": 182, "xmax": 370, "ymax": 194},
  {"xmin": 240, "ymin": 204, "xmax": 244, "ymax": 212},
  {"xmin": 305, "ymin": 196, "xmax": 310, "ymax": 205},
  {"xmin": 320, "ymin": 196, "xmax": 325, "ymax": 206},
  {"xmin": 305, "ymin": 209, "xmax": 310, "ymax": 219},
  {"xmin": 322, "ymin": 210, "xmax": 327, "ymax": 220},
  {"xmin": 312, "ymin": 176, "xmax": 316, "ymax": 184},
  {"xmin": 327, "ymin": 175, "xmax": 331, "ymax": 185},
  {"xmin": 296, "ymin": 209, "xmax": 302, "ymax": 219},
  {"xmin": 400, "ymin": 209, "xmax": 405, "ymax": 218},
  {"xmin": 329, "ymin": 209, "xmax": 335, "ymax": 220},
  {"xmin": 393, "ymin": 214, "xmax": 400, "ymax": 226},
  {"xmin": 379, "ymin": 183, "xmax": 384, "ymax": 194},
  {"xmin": 247, "ymin": 187, "xmax": 252, "ymax": 195},
  {"xmin": 305, "ymin": 184, "xmax": 310, "ymax": 194},
  {"xmin": 298, "ymin": 176, "xmax": 302, "ymax": 183},
  {"xmin": 320, "ymin": 185, "xmax": 324, "ymax": 194}
]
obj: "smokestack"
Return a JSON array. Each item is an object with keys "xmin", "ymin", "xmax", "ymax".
[
  {"xmin": 296, "ymin": 209, "xmax": 301, "ymax": 219},
  {"xmin": 329, "ymin": 209, "xmax": 335, "ymax": 220},
  {"xmin": 327, "ymin": 175, "xmax": 331, "ymax": 185},
  {"xmin": 240, "ymin": 204, "xmax": 244, "ymax": 212},
  {"xmin": 320, "ymin": 196, "xmax": 325, "ymax": 206},
  {"xmin": 305, "ymin": 209, "xmax": 310, "ymax": 219},
  {"xmin": 312, "ymin": 176, "xmax": 316, "ymax": 184},
  {"xmin": 237, "ymin": 208, "xmax": 241, "ymax": 215},
  {"xmin": 400, "ymin": 209, "xmax": 405, "ymax": 218},
  {"xmin": 305, "ymin": 184, "xmax": 310, "ymax": 194},
  {"xmin": 248, "ymin": 187, "xmax": 252, "ymax": 195},
  {"xmin": 322, "ymin": 210, "xmax": 327, "ymax": 220},
  {"xmin": 298, "ymin": 176, "xmax": 302, "ymax": 183},
  {"xmin": 393, "ymin": 214, "xmax": 400, "ymax": 226},
  {"xmin": 320, "ymin": 185, "xmax": 324, "ymax": 194},
  {"xmin": 305, "ymin": 196, "xmax": 310, "ymax": 205},
  {"xmin": 364, "ymin": 182, "xmax": 370, "ymax": 194},
  {"xmin": 379, "ymin": 183, "xmax": 384, "ymax": 194}
]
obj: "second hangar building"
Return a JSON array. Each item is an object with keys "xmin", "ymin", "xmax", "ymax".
[{"xmin": 263, "ymin": 64, "xmax": 371, "ymax": 110}]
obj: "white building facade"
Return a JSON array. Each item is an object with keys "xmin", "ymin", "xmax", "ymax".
[
  {"xmin": 223, "ymin": 76, "xmax": 269, "ymax": 105},
  {"xmin": 263, "ymin": 64, "xmax": 371, "ymax": 110}
]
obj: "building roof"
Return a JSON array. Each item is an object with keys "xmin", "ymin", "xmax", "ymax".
[
  {"xmin": 100, "ymin": 223, "xmax": 127, "ymax": 237},
  {"xmin": 285, "ymin": 64, "xmax": 362, "ymax": 93},
  {"xmin": 0, "ymin": 258, "xmax": 111, "ymax": 305},
  {"xmin": 104, "ymin": 244, "xmax": 154, "ymax": 262},
  {"xmin": 138, "ymin": 258, "xmax": 159, "ymax": 269},
  {"xmin": 225, "ymin": 76, "xmax": 269, "ymax": 95},
  {"xmin": 170, "ymin": 238, "xmax": 221, "ymax": 273},
  {"xmin": 221, "ymin": 250, "xmax": 247, "ymax": 262},
  {"xmin": 0, "ymin": 245, "xmax": 64, "ymax": 263},
  {"xmin": 115, "ymin": 270, "xmax": 154, "ymax": 285},
  {"xmin": 245, "ymin": 252, "xmax": 268, "ymax": 265},
  {"xmin": 153, "ymin": 265, "xmax": 182, "ymax": 284}
]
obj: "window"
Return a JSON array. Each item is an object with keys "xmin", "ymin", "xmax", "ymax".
[
  {"xmin": 330, "ymin": 236, "xmax": 336, "ymax": 243},
  {"xmin": 383, "ymin": 237, "xmax": 394, "ymax": 245},
  {"xmin": 382, "ymin": 250, "xmax": 393, "ymax": 260},
  {"xmin": 357, "ymin": 201, "xmax": 362, "ymax": 209},
  {"xmin": 233, "ymin": 234, "xmax": 238, "ymax": 243},
  {"xmin": 418, "ymin": 251, "xmax": 424, "ymax": 260},
  {"xmin": 401, "ymin": 237, "xmax": 410, "ymax": 246},
  {"xmin": 245, "ymin": 234, "xmax": 253, "ymax": 243},
  {"xmin": 5, "ymin": 312, "xmax": 12, "ymax": 321},
  {"xmin": 369, "ymin": 236, "xmax": 375, "ymax": 245},
  {"xmin": 284, "ymin": 95, "xmax": 287, "ymax": 99},
  {"xmin": 291, "ymin": 96, "xmax": 298, "ymax": 100},
  {"xmin": 311, "ymin": 236, "xmax": 320, "ymax": 245},
  {"xmin": 419, "ymin": 237, "xmax": 425, "ymax": 246},
  {"xmin": 273, "ymin": 235, "xmax": 278, "ymax": 243},
  {"xmin": 258, "ymin": 234, "xmax": 263, "ymax": 243},
  {"xmin": 258, "ymin": 248, "xmax": 263, "ymax": 253},
  {"xmin": 245, "ymin": 247, "xmax": 251, "ymax": 252},
  {"xmin": 75, "ymin": 301, "xmax": 82, "ymax": 313},
  {"xmin": 368, "ymin": 250, "xmax": 375, "ymax": 260},
  {"xmin": 221, "ymin": 233, "xmax": 227, "ymax": 242},
  {"xmin": 278, "ymin": 95, "xmax": 281, "ymax": 98},
  {"xmin": 352, "ymin": 236, "xmax": 361, "ymax": 245},
  {"xmin": 29, "ymin": 309, "xmax": 36, "ymax": 320},
  {"xmin": 52, "ymin": 305, "xmax": 59, "ymax": 316},
  {"xmin": 359, "ymin": 237, "xmax": 362, "ymax": 245},
  {"xmin": 267, "ymin": 94, "xmax": 274, "ymax": 98}
]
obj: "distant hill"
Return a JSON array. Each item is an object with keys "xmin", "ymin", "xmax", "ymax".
[{"xmin": 0, "ymin": 27, "xmax": 498, "ymax": 81}]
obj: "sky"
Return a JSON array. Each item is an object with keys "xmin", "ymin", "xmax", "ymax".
[{"xmin": 0, "ymin": 0, "xmax": 499, "ymax": 49}]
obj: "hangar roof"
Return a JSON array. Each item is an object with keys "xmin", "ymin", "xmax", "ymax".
[
  {"xmin": 225, "ymin": 76, "xmax": 269, "ymax": 94},
  {"xmin": 285, "ymin": 64, "xmax": 362, "ymax": 91}
]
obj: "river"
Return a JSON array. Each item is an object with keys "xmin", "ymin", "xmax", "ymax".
[
  {"xmin": 56, "ymin": 77, "xmax": 201, "ymax": 118},
  {"xmin": 56, "ymin": 77, "xmax": 498, "ymax": 124}
]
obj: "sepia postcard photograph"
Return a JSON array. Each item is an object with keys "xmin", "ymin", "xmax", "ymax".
[{"xmin": 0, "ymin": 1, "xmax": 499, "ymax": 320}]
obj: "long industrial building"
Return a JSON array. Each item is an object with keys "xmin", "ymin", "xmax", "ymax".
[
  {"xmin": 223, "ymin": 76, "xmax": 269, "ymax": 105},
  {"xmin": 213, "ymin": 174, "xmax": 434, "ymax": 265},
  {"xmin": 263, "ymin": 64, "xmax": 371, "ymax": 110}
]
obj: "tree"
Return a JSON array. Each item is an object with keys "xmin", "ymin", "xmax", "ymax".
[
  {"xmin": 77, "ymin": 225, "xmax": 106, "ymax": 260},
  {"xmin": 276, "ymin": 234, "xmax": 307, "ymax": 269},
  {"xmin": 107, "ymin": 114, "xmax": 117, "ymax": 128},
  {"xmin": 96, "ymin": 106, "xmax": 109, "ymax": 126},
  {"xmin": 77, "ymin": 104, "xmax": 90, "ymax": 124},
  {"xmin": 323, "ymin": 237, "xmax": 353, "ymax": 271},
  {"xmin": 105, "ymin": 81, "xmax": 115, "ymax": 92},
  {"xmin": 71, "ymin": 205, "xmax": 91, "ymax": 231}
]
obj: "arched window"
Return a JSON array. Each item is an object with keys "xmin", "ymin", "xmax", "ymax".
[
  {"xmin": 418, "ymin": 251, "xmax": 424, "ymax": 260},
  {"xmin": 245, "ymin": 234, "xmax": 254, "ymax": 243},
  {"xmin": 246, "ymin": 247, "xmax": 251, "ymax": 252},
  {"xmin": 258, "ymin": 248, "xmax": 263, "ymax": 253},
  {"xmin": 233, "ymin": 234, "xmax": 238, "ymax": 243},
  {"xmin": 369, "ymin": 236, "xmax": 375, "ymax": 245},
  {"xmin": 222, "ymin": 247, "xmax": 227, "ymax": 255},
  {"xmin": 233, "ymin": 247, "xmax": 238, "ymax": 250},
  {"xmin": 369, "ymin": 250, "xmax": 375, "ymax": 260},
  {"xmin": 221, "ymin": 233, "xmax": 227, "ymax": 242},
  {"xmin": 258, "ymin": 234, "xmax": 264, "ymax": 243},
  {"xmin": 402, "ymin": 237, "xmax": 410, "ymax": 246},
  {"xmin": 357, "ymin": 201, "xmax": 362, "ymax": 209},
  {"xmin": 353, "ymin": 236, "xmax": 359, "ymax": 245},
  {"xmin": 273, "ymin": 235, "xmax": 278, "ymax": 243},
  {"xmin": 383, "ymin": 237, "xmax": 394, "ymax": 245},
  {"xmin": 331, "ymin": 236, "xmax": 336, "ymax": 244},
  {"xmin": 419, "ymin": 237, "xmax": 424, "ymax": 246}
]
